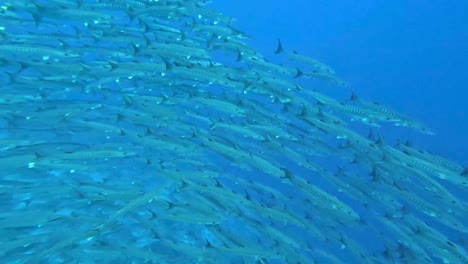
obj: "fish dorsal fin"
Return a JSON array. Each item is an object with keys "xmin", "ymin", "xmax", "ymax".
[
  {"xmin": 367, "ymin": 129, "xmax": 376, "ymax": 141},
  {"xmin": 375, "ymin": 135, "xmax": 385, "ymax": 147},
  {"xmin": 295, "ymin": 68, "xmax": 304, "ymax": 78},
  {"xmin": 274, "ymin": 38, "xmax": 284, "ymax": 54},
  {"xmin": 349, "ymin": 91, "xmax": 360, "ymax": 101},
  {"xmin": 404, "ymin": 139, "xmax": 413, "ymax": 147}
]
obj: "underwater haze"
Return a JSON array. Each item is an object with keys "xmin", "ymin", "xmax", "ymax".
[
  {"xmin": 0, "ymin": 1, "xmax": 467, "ymax": 263},
  {"xmin": 213, "ymin": 0, "xmax": 468, "ymax": 165}
]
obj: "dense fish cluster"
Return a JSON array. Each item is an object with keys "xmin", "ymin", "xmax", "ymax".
[{"xmin": 1, "ymin": 0, "xmax": 467, "ymax": 263}]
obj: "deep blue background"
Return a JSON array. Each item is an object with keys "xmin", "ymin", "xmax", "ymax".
[{"xmin": 212, "ymin": 0, "xmax": 468, "ymax": 166}]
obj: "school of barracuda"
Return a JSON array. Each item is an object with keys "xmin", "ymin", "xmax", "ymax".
[{"xmin": 0, "ymin": 0, "xmax": 467, "ymax": 263}]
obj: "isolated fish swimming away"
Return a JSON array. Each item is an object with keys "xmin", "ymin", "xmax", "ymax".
[{"xmin": 0, "ymin": 1, "xmax": 467, "ymax": 263}]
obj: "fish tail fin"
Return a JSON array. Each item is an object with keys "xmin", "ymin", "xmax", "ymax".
[
  {"xmin": 126, "ymin": 7, "xmax": 137, "ymax": 21},
  {"xmin": 339, "ymin": 140, "xmax": 353, "ymax": 150},
  {"xmin": 119, "ymin": 128, "xmax": 126, "ymax": 136},
  {"xmin": 280, "ymin": 167, "xmax": 294, "ymax": 181},
  {"xmin": 33, "ymin": 152, "xmax": 45, "ymax": 160},
  {"xmin": 264, "ymin": 133, "xmax": 273, "ymax": 143},
  {"xmin": 113, "ymin": 113, "xmax": 125, "ymax": 123},
  {"xmin": 30, "ymin": 3, "xmax": 44, "ymax": 25},
  {"xmin": 208, "ymin": 119, "xmax": 223, "ymax": 130},
  {"xmin": 130, "ymin": 43, "xmax": 141, "ymax": 55},
  {"xmin": 122, "ymin": 95, "xmax": 134, "ymax": 106},
  {"xmin": 206, "ymin": 36, "xmax": 216, "ymax": 50},
  {"xmin": 236, "ymin": 49, "xmax": 243, "ymax": 61},
  {"xmin": 274, "ymin": 39, "xmax": 284, "ymax": 54},
  {"xmin": 140, "ymin": 34, "xmax": 150, "ymax": 47},
  {"xmin": 180, "ymin": 31, "xmax": 187, "ymax": 41},
  {"xmin": 160, "ymin": 92, "xmax": 171, "ymax": 104},
  {"xmin": 142, "ymin": 157, "xmax": 155, "ymax": 166},
  {"xmin": 2, "ymin": 72, "xmax": 16, "ymax": 84},
  {"xmin": 59, "ymin": 39, "xmax": 71, "ymax": 50},
  {"xmin": 294, "ymin": 83, "xmax": 304, "ymax": 91},
  {"xmin": 369, "ymin": 166, "xmax": 382, "ymax": 182},
  {"xmin": 190, "ymin": 127, "xmax": 202, "ymax": 139},
  {"xmin": 106, "ymin": 60, "xmax": 119, "ymax": 71},
  {"xmin": 178, "ymin": 177, "xmax": 192, "ymax": 190},
  {"xmin": 141, "ymin": 22, "xmax": 150, "ymax": 34},
  {"xmin": 297, "ymin": 105, "xmax": 309, "ymax": 118},
  {"xmin": 162, "ymin": 59, "xmax": 172, "ymax": 71},
  {"xmin": 186, "ymin": 17, "xmax": 198, "ymax": 30}
]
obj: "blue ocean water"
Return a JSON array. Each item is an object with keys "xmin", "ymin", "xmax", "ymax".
[
  {"xmin": 213, "ymin": 0, "xmax": 468, "ymax": 165},
  {"xmin": 209, "ymin": 1, "xmax": 468, "ymax": 262},
  {"xmin": 0, "ymin": 1, "xmax": 467, "ymax": 263}
]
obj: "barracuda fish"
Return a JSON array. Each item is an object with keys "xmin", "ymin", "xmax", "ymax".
[
  {"xmin": 0, "ymin": 209, "xmax": 68, "ymax": 229},
  {"xmin": 198, "ymin": 133, "xmax": 287, "ymax": 179},
  {"xmin": 125, "ymin": 130, "xmax": 201, "ymax": 158},
  {"xmin": 347, "ymin": 92, "xmax": 435, "ymax": 134},
  {"xmin": 284, "ymin": 171, "xmax": 361, "ymax": 224},
  {"xmin": 0, "ymin": 93, "xmax": 43, "ymax": 105},
  {"xmin": 401, "ymin": 167, "xmax": 467, "ymax": 210},
  {"xmin": 239, "ymin": 53, "xmax": 297, "ymax": 77},
  {"xmin": 190, "ymin": 96, "xmax": 247, "ymax": 117},
  {"xmin": 155, "ymin": 208, "xmax": 226, "ymax": 225},
  {"xmin": 142, "ymin": 42, "xmax": 209, "ymax": 60},
  {"xmin": 243, "ymin": 81, "xmax": 295, "ymax": 103},
  {"xmin": 296, "ymin": 68, "xmax": 347, "ymax": 86},
  {"xmin": 184, "ymin": 4, "xmax": 234, "ymax": 24},
  {"xmin": 107, "ymin": 60, "xmax": 166, "ymax": 77},
  {"xmin": 36, "ymin": 4, "xmax": 116, "ymax": 22},
  {"xmin": 141, "ymin": 17, "xmax": 183, "ymax": 34},
  {"xmin": 0, "ymin": 44, "xmax": 80, "ymax": 61},
  {"xmin": 198, "ymin": 133, "xmax": 249, "ymax": 158},
  {"xmin": 336, "ymin": 104, "xmax": 382, "ymax": 127},
  {"xmin": 396, "ymin": 139, "xmax": 467, "ymax": 175},
  {"xmin": 248, "ymin": 154, "xmax": 288, "ymax": 179},
  {"xmin": 158, "ymin": 239, "xmax": 218, "ymax": 261},
  {"xmin": 248, "ymin": 124, "xmax": 299, "ymax": 141},
  {"xmin": 258, "ymin": 72, "xmax": 298, "ymax": 91},
  {"xmin": 209, "ymin": 121, "xmax": 266, "ymax": 141},
  {"xmin": 380, "ymin": 141, "xmax": 468, "ymax": 188},
  {"xmin": 275, "ymin": 39, "xmax": 336, "ymax": 73},
  {"xmin": 376, "ymin": 214, "xmax": 434, "ymax": 263},
  {"xmin": 0, "ymin": 139, "xmax": 45, "ymax": 151},
  {"xmin": 190, "ymin": 20, "xmax": 248, "ymax": 39},
  {"xmin": 208, "ymin": 37, "xmax": 259, "ymax": 56},
  {"xmin": 0, "ymin": 30, "xmax": 77, "ymax": 49},
  {"xmin": 401, "ymin": 215, "xmax": 468, "ymax": 263},
  {"xmin": 18, "ymin": 60, "xmax": 109, "ymax": 77},
  {"xmin": 214, "ymin": 243, "xmax": 283, "ymax": 259},
  {"xmin": 303, "ymin": 114, "xmax": 368, "ymax": 143},
  {"xmin": 164, "ymin": 61, "xmax": 231, "ymax": 86},
  {"xmin": 43, "ymin": 149, "xmax": 137, "ymax": 161},
  {"xmin": 0, "ymin": 154, "xmax": 38, "ymax": 170},
  {"xmin": 299, "ymin": 85, "xmax": 342, "ymax": 106}
]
